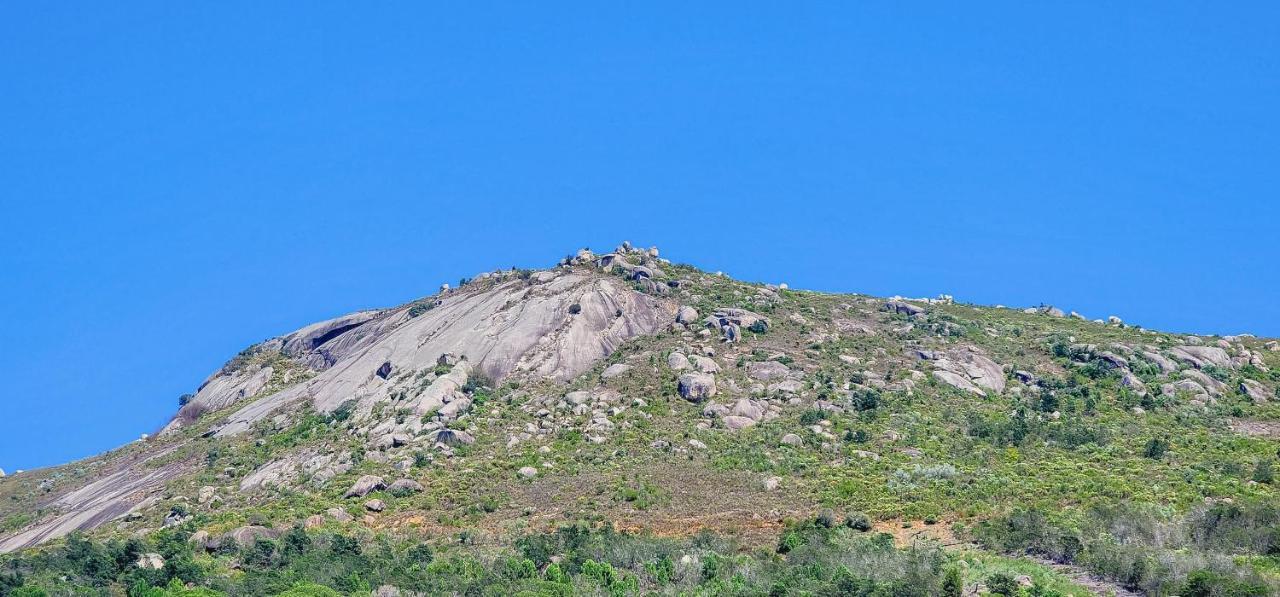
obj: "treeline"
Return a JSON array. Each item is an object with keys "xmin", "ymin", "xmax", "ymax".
[
  {"xmin": 975, "ymin": 500, "xmax": 1278, "ymax": 596},
  {"xmin": 0, "ymin": 521, "xmax": 956, "ymax": 597}
]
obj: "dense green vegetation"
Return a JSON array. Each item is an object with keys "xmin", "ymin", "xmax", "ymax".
[{"xmin": 1, "ymin": 520, "xmax": 1096, "ymax": 596}]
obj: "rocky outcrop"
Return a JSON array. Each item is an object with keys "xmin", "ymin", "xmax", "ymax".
[
  {"xmin": 884, "ymin": 300, "xmax": 925, "ymax": 317},
  {"xmin": 667, "ymin": 353, "xmax": 692, "ymax": 371},
  {"xmin": 1168, "ymin": 346, "xmax": 1234, "ymax": 370},
  {"xmin": 920, "ymin": 347, "xmax": 1005, "ymax": 394},
  {"xmin": 691, "ymin": 355, "xmax": 720, "ymax": 373},
  {"xmin": 1241, "ymin": 380, "xmax": 1270, "ymax": 403},
  {"xmin": 239, "ymin": 449, "xmax": 353, "ymax": 492},
  {"xmin": 746, "ymin": 360, "xmax": 791, "ymax": 381},
  {"xmin": 208, "ymin": 272, "xmax": 677, "ymax": 436},
  {"xmin": 387, "ymin": 479, "xmax": 424, "ymax": 496},
  {"xmin": 343, "ymin": 475, "xmax": 386, "ymax": 498},
  {"xmin": 221, "ymin": 526, "xmax": 280, "ymax": 549},
  {"xmin": 678, "ymin": 373, "xmax": 717, "ymax": 402},
  {"xmin": 0, "ymin": 446, "xmax": 194, "ymax": 554},
  {"xmin": 675, "ymin": 306, "xmax": 698, "ymax": 325},
  {"xmin": 601, "ymin": 364, "xmax": 632, "ymax": 379},
  {"xmin": 704, "ymin": 308, "xmax": 768, "ymax": 342}
]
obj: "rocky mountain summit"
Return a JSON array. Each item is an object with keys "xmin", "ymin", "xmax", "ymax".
[{"xmin": 2, "ymin": 242, "xmax": 1279, "ymax": 595}]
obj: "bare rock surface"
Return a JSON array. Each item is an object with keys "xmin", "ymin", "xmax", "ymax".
[
  {"xmin": 1241, "ymin": 380, "xmax": 1270, "ymax": 403},
  {"xmin": 0, "ymin": 446, "xmax": 194, "ymax": 553},
  {"xmin": 746, "ymin": 361, "xmax": 790, "ymax": 381},
  {"xmin": 921, "ymin": 347, "xmax": 1005, "ymax": 394},
  {"xmin": 678, "ymin": 373, "xmax": 717, "ymax": 402},
  {"xmin": 209, "ymin": 273, "xmax": 675, "ymax": 436},
  {"xmin": 344, "ymin": 475, "xmax": 386, "ymax": 498},
  {"xmin": 1168, "ymin": 345, "xmax": 1234, "ymax": 370}
]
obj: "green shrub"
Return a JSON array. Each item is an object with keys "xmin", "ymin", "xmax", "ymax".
[
  {"xmin": 276, "ymin": 583, "xmax": 342, "ymax": 597},
  {"xmin": 1252, "ymin": 460, "xmax": 1274, "ymax": 484},
  {"xmin": 849, "ymin": 388, "xmax": 880, "ymax": 411},
  {"xmin": 986, "ymin": 572, "xmax": 1018, "ymax": 596},
  {"xmin": 844, "ymin": 512, "xmax": 872, "ymax": 532},
  {"xmin": 799, "ymin": 409, "xmax": 827, "ymax": 426},
  {"xmin": 1143, "ymin": 437, "xmax": 1169, "ymax": 460},
  {"xmin": 941, "ymin": 567, "xmax": 963, "ymax": 597}
]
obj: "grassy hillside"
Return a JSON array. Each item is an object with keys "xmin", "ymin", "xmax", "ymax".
[{"xmin": 2, "ymin": 256, "xmax": 1278, "ymax": 596}]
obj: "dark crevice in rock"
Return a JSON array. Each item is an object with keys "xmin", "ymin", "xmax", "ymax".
[{"xmin": 309, "ymin": 321, "xmax": 368, "ymax": 350}]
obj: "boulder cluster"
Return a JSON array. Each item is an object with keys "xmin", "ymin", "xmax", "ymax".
[
  {"xmin": 916, "ymin": 347, "xmax": 1005, "ymax": 395},
  {"xmin": 565, "ymin": 241, "xmax": 674, "ymax": 295},
  {"xmin": 1055, "ymin": 338, "xmax": 1270, "ymax": 407}
]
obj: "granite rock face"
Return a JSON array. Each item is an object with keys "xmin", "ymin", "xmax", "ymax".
[
  {"xmin": 1, "ymin": 249, "xmax": 679, "ymax": 554},
  {"xmin": 201, "ymin": 272, "xmax": 676, "ymax": 437}
]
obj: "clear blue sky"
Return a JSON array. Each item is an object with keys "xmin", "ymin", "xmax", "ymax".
[{"xmin": 1, "ymin": 3, "xmax": 1277, "ymax": 471}]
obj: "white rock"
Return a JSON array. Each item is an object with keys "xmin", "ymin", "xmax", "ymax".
[
  {"xmin": 135, "ymin": 553, "xmax": 165, "ymax": 570},
  {"xmin": 601, "ymin": 363, "xmax": 632, "ymax": 379}
]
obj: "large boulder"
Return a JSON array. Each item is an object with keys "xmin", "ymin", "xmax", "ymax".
[
  {"xmin": 601, "ymin": 364, "xmax": 632, "ymax": 379},
  {"xmin": 1139, "ymin": 350, "xmax": 1179, "ymax": 374},
  {"xmin": 222, "ymin": 526, "xmax": 279, "ymax": 549},
  {"xmin": 343, "ymin": 475, "xmax": 386, "ymax": 498},
  {"xmin": 746, "ymin": 360, "xmax": 790, "ymax": 381},
  {"xmin": 667, "ymin": 353, "xmax": 692, "ymax": 371},
  {"xmin": 433, "ymin": 428, "xmax": 475, "ymax": 447},
  {"xmin": 1241, "ymin": 380, "xmax": 1270, "ymax": 404},
  {"xmin": 1121, "ymin": 372, "xmax": 1148, "ymax": 396},
  {"xmin": 677, "ymin": 373, "xmax": 717, "ymax": 402},
  {"xmin": 704, "ymin": 308, "xmax": 768, "ymax": 341},
  {"xmin": 924, "ymin": 347, "xmax": 1005, "ymax": 394},
  {"xmin": 135, "ymin": 553, "xmax": 165, "ymax": 570},
  {"xmin": 675, "ymin": 306, "xmax": 699, "ymax": 325},
  {"xmin": 1169, "ymin": 346, "xmax": 1234, "ymax": 370},
  {"xmin": 326, "ymin": 507, "xmax": 354, "ymax": 522},
  {"xmin": 1182, "ymin": 369, "xmax": 1226, "ymax": 395},
  {"xmin": 691, "ymin": 355, "xmax": 720, "ymax": 373},
  {"xmin": 387, "ymin": 479, "xmax": 425, "ymax": 496},
  {"xmin": 884, "ymin": 300, "xmax": 925, "ymax": 317}
]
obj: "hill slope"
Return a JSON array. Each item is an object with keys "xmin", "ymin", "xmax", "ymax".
[{"xmin": 2, "ymin": 242, "xmax": 1278, "ymax": 596}]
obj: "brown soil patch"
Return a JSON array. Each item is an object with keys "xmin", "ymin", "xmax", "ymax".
[
  {"xmin": 871, "ymin": 519, "xmax": 967, "ymax": 549},
  {"xmin": 379, "ymin": 460, "xmax": 818, "ymax": 548}
]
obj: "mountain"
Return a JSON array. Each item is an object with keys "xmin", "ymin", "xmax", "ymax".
[{"xmin": 1, "ymin": 242, "xmax": 1278, "ymax": 596}]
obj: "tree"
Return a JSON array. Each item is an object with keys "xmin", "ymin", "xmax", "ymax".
[
  {"xmin": 1143, "ymin": 437, "xmax": 1168, "ymax": 460},
  {"xmin": 941, "ymin": 568, "xmax": 963, "ymax": 597},
  {"xmin": 1253, "ymin": 460, "xmax": 1274, "ymax": 484}
]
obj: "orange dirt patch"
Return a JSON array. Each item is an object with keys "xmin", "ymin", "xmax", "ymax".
[{"xmin": 871, "ymin": 519, "xmax": 968, "ymax": 549}]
